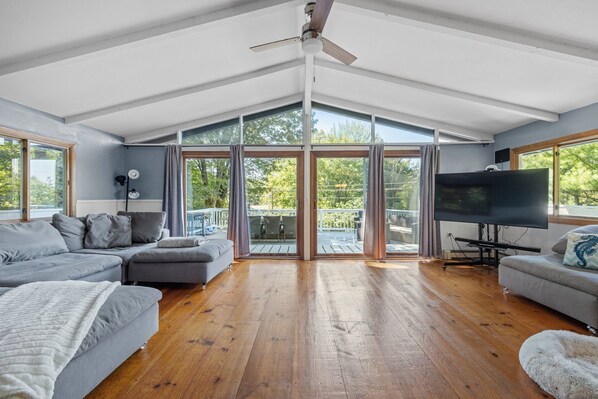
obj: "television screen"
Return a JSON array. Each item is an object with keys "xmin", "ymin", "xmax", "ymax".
[{"xmin": 434, "ymin": 169, "xmax": 549, "ymax": 228}]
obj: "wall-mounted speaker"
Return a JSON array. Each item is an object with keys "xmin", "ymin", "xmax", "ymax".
[{"xmin": 495, "ymin": 148, "xmax": 510, "ymax": 164}]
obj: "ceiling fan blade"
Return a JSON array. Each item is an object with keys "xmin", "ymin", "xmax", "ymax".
[
  {"xmin": 250, "ymin": 37, "xmax": 300, "ymax": 52},
  {"xmin": 309, "ymin": 0, "xmax": 334, "ymax": 33},
  {"xmin": 322, "ymin": 38, "xmax": 357, "ymax": 65}
]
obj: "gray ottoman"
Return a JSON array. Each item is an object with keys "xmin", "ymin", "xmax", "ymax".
[{"xmin": 127, "ymin": 239, "xmax": 234, "ymax": 288}]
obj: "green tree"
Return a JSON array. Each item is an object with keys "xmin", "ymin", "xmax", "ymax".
[{"xmin": 0, "ymin": 139, "xmax": 21, "ymax": 211}]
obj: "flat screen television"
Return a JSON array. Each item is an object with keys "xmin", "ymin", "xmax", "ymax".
[{"xmin": 434, "ymin": 169, "xmax": 549, "ymax": 229}]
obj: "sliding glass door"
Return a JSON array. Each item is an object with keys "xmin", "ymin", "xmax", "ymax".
[
  {"xmin": 184, "ymin": 152, "xmax": 303, "ymax": 257},
  {"xmin": 185, "ymin": 156, "xmax": 230, "ymax": 239},
  {"xmin": 384, "ymin": 154, "xmax": 420, "ymax": 254},
  {"xmin": 311, "ymin": 152, "xmax": 368, "ymax": 256}
]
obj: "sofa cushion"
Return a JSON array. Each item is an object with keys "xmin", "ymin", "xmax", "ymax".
[
  {"xmin": 85, "ymin": 214, "xmax": 132, "ymax": 249},
  {"xmin": 74, "ymin": 243, "xmax": 157, "ymax": 266},
  {"xmin": 73, "ymin": 285, "xmax": 162, "ymax": 358},
  {"xmin": 0, "ymin": 220, "xmax": 68, "ymax": 264},
  {"xmin": 552, "ymin": 225, "xmax": 598, "ymax": 254},
  {"xmin": 563, "ymin": 233, "xmax": 598, "ymax": 270},
  {"xmin": 0, "ymin": 253, "xmax": 122, "ymax": 287},
  {"xmin": 52, "ymin": 213, "xmax": 87, "ymax": 251},
  {"xmin": 500, "ymin": 253, "xmax": 598, "ymax": 296},
  {"xmin": 131, "ymin": 239, "xmax": 233, "ymax": 263},
  {"xmin": 117, "ymin": 211, "xmax": 166, "ymax": 243}
]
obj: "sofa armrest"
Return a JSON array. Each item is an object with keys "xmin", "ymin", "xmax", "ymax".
[{"xmin": 159, "ymin": 229, "xmax": 170, "ymax": 240}]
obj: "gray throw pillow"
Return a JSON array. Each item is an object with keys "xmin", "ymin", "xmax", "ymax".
[
  {"xmin": 52, "ymin": 213, "xmax": 87, "ymax": 251},
  {"xmin": 0, "ymin": 220, "xmax": 68, "ymax": 264},
  {"xmin": 117, "ymin": 211, "xmax": 166, "ymax": 243},
  {"xmin": 84, "ymin": 214, "xmax": 132, "ymax": 249},
  {"xmin": 552, "ymin": 225, "xmax": 598, "ymax": 254}
]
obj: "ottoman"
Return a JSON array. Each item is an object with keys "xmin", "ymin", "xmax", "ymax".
[{"xmin": 127, "ymin": 239, "xmax": 234, "ymax": 288}]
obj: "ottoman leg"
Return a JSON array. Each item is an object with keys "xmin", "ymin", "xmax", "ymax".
[{"xmin": 201, "ymin": 284, "xmax": 206, "ymax": 290}]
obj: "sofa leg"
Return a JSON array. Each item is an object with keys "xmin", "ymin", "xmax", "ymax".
[
  {"xmin": 588, "ymin": 326, "xmax": 598, "ymax": 336},
  {"xmin": 201, "ymin": 284, "xmax": 206, "ymax": 290},
  {"xmin": 132, "ymin": 281, "xmax": 138, "ymax": 286},
  {"xmin": 502, "ymin": 287, "xmax": 509, "ymax": 295},
  {"xmin": 139, "ymin": 342, "xmax": 147, "ymax": 350},
  {"xmin": 228, "ymin": 263, "xmax": 233, "ymax": 270}
]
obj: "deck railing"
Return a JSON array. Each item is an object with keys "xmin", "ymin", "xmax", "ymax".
[{"xmin": 186, "ymin": 207, "xmax": 417, "ymax": 234}]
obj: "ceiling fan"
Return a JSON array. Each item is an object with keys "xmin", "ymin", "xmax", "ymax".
[{"xmin": 250, "ymin": 0, "xmax": 357, "ymax": 65}]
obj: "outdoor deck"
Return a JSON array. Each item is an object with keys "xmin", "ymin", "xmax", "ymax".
[{"xmin": 202, "ymin": 231, "xmax": 418, "ymax": 255}]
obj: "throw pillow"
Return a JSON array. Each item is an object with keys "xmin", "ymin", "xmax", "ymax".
[
  {"xmin": 0, "ymin": 220, "xmax": 68, "ymax": 264},
  {"xmin": 52, "ymin": 213, "xmax": 87, "ymax": 251},
  {"xmin": 552, "ymin": 225, "xmax": 598, "ymax": 254},
  {"xmin": 563, "ymin": 233, "xmax": 598, "ymax": 270},
  {"xmin": 117, "ymin": 211, "xmax": 166, "ymax": 243},
  {"xmin": 84, "ymin": 214, "xmax": 132, "ymax": 249}
]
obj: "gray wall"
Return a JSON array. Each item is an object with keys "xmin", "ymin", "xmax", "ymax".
[
  {"xmin": 493, "ymin": 101, "xmax": 598, "ymax": 253},
  {"xmin": 0, "ymin": 97, "xmax": 125, "ymax": 200},
  {"xmin": 437, "ymin": 144, "xmax": 495, "ymax": 251},
  {"xmin": 123, "ymin": 146, "xmax": 165, "ymax": 200}
]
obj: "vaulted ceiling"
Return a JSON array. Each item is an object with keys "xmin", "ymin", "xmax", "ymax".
[{"xmin": 1, "ymin": 0, "xmax": 597, "ymax": 143}]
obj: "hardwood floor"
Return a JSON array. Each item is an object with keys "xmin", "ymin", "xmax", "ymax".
[{"xmin": 87, "ymin": 259, "xmax": 586, "ymax": 398}]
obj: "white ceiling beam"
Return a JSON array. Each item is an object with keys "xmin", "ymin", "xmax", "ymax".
[
  {"xmin": 125, "ymin": 94, "xmax": 303, "ymax": 143},
  {"xmin": 312, "ymin": 93, "xmax": 494, "ymax": 142},
  {"xmin": 336, "ymin": 0, "xmax": 598, "ymax": 66},
  {"xmin": 65, "ymin": 59, "xmax": 304, "ymax": 124},
  {"xmin": 316, "ymin": 59, "xmax": 559, "ymax": 122},
  {"xmin": 0, "ymin": 0, "xmax": 302, "ymax": 77},
  {"xmin": 303, "ymin": 55, "xmax": 314, "ymax": 116}
]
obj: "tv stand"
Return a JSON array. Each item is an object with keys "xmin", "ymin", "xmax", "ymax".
[{"xmin": 442, "ymin": 223, "xmax": 541, "ymax": 270}]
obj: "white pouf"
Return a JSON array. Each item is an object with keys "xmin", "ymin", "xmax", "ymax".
[{"xmin": 520, "ymin": 330, "xmax": 598, "ymax": 399}]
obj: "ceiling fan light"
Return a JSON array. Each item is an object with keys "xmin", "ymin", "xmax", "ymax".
[{"xmin": 302, "ymin": 37, "xmax": 323, "ymax": 55}]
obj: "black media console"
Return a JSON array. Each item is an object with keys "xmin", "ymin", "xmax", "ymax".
[{"xmin": 442, "ymin": 223, "xmax": 541, "ymax": 270}]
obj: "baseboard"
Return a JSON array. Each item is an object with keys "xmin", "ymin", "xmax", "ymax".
[{"xmin": 76, "ymin": 200, "xmax": 163, "ymax": 216}]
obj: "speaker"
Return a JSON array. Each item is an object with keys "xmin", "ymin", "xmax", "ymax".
[{"xmin": 495, "ymin": 148, "xmax": 510, "ymax": 163}]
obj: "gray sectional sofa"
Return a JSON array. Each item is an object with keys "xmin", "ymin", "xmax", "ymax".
[{"xmin": 499, "ymin": 225, "xmax": 598, "ymax": 331}]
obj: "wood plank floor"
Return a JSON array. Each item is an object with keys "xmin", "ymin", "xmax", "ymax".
[{"xmin": 87, "ymin": 259, "xmax": 586, "ymax": 398}]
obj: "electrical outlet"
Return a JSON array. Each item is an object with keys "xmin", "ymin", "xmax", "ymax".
[{"xmin": 443, "ymin": 249, "xmax": 452, "ymax": 260}]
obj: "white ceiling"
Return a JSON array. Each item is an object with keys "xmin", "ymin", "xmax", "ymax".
[{"xmin": 0, "ymin": 0, "xmax": 597, "ymax": 142}]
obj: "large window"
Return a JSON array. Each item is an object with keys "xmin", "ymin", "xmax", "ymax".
[
  {"xmin": 311, "ymin": 103, "xmax": 372, "ymax": 144},
  {"xmin": 0, "ymin": 128, "xmax": 74, "ymax": 222},
  {"xmin": 243, "ymin": 104, "xmax": 302, "ymax": 145},
  {"xmin": 182, "ymin": 119, "xmax": 240, "ymax": 145},
  {"xmin": 375, "ymin": 118, "xmax": 433, "ymax": 144},
  {"xmin": 513, "ymin": 129, "xmax": 598, "ymax": 222}
]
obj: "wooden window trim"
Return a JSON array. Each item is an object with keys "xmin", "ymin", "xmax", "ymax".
[
  {"xmin": 511, "ymin": 128, "xmax": 598, "ymax": 226},
  {"xmin": 0, "ymin": 126, "xmax": 75, "ymax": 222}
]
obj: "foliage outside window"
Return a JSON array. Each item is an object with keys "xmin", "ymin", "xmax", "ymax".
[
  {"xmin": 0, "ymin": 129, "xmax": 73, "ymax": 222},
  {"xmin": 311, "ymin": 103, "xmax": 372, "ymax": 144},
  {"xmin": 243, "ymin": 104, "xmax": 303, "ymax": 145},
  {"xmin": 182, "ymin": 119, "xmax": 240, "ymax": 145},
  {"xmin": 514, "ymin": 130, "xmax": 598, "ymax": 222},
  {"xmin": 0, "ymin": 137, "xmax": 22, "ymax": 221}
]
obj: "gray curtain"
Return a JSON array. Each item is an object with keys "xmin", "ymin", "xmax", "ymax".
[
  {"xmin": 227, "ymin": 144, "xmax": 250, "ymax": 257},
  {"xmin": 364, "ymin": 144, "xmax": 386, "ymax": 259},
  {"xmin": 419, "ymin": 144, "xmax": 441, "ymax": 258},
  {"xmin": 163, "ymin": 144, "xmax": 185, "ymax": 237}
]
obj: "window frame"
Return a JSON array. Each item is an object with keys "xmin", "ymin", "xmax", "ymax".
[
  {"xmin": 0, "ymin": 126, "xmax": 75, "ymax": 222},
  {"xmin": 511, "ymin": 128, "xmax": 598, "ymax": 226}
]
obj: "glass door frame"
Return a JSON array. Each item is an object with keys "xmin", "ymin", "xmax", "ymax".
[
  {"xmin": 310, "ymin": 149, "xmax": 420, "ymax": 259},
  {"xmin": 182, "ymin": 150, "xmax": 304, "ymax": 259},
  {"xmin": 310, "ymin": 150, "xmax": 368, "ymax": 259}
]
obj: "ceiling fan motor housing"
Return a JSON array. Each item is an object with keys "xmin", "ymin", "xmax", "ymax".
[{"xmin": 301, "ymin": 22, "xmax": 323, "ymax": 54}]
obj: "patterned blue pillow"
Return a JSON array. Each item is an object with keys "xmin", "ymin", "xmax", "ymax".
[{"xmin": 563, "ymin": 233, "xmax": 598, "ymax": 270}]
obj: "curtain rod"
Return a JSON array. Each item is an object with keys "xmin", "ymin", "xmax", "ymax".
[{"xmin": 123, "ymin": 144, "xmax": 306, "ymax": 148}]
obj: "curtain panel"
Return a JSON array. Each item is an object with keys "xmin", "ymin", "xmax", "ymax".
[
  {"xmin": 364, "ymin": 144, "xmax": 387, "ymax": 259},
  {"xmin": 418, "ymin": 144, "xmax": 442, "ymax": 258},
  {"xmin": 163, "ymin": 144, "xmax": 185, "ymax": 237},
  {"xmin": 227, "ymin": 144, "xmax": 251, "ymax": 257}
]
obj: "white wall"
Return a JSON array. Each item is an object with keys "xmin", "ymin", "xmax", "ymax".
[{"xmin": 76, "ymin": 199, "xmax": 162, "ymax": 216}]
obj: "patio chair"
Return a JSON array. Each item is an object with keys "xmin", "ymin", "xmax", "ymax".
[
  {"xmin": 249, "ymin": 216, "xmax": 263, "ymax": 240},
  {"xmin": 280, "ymin": 216, "xmax": 297, "ymax": 241}
]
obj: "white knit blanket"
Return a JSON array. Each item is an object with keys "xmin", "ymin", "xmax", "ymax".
[{"xmin": 0, "ymin": 281, "xmax": 119, "ymax": 399}]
